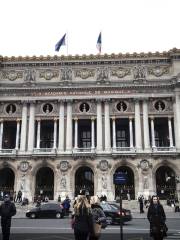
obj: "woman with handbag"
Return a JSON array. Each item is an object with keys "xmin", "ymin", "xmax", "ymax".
[
  {"xmin": 89, "ymin": 196, "xmax": 107, "ymax": 240},
  {"xmin": 73, "ymin": 195, "xmax": 94, "ymax": 240},
  {"xmin": 147, "ymin": 195, "xmax": 167, "ymax": 240}
]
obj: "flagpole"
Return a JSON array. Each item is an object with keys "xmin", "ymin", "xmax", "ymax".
[{"xmin": 66, "ymin": 31, "xmax": 68, "ymax": 56}]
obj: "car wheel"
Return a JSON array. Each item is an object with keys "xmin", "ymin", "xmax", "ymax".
[
  {"xmin": 56, "ymin": 212, "xmax": 61, "ymax": 219},
  {"xmin": 30, "ymin": 213, "xmax": 36, "ymax": 219}
]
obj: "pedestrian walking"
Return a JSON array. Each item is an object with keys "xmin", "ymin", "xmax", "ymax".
[
  {"xmin": 147, "ymin": 195, "xmax": 168, "ymax": 240},
  {"xmin": 62, "ymin": 195, "xmax": 71, "ymax": 216},
  {"xmin": 89, "ymin": 196, "xmax": 107, "ymax": 240},
  {"xmin": 138, "ymin": 195, "xmax": 144, "ymax": 213},
  {"xmin": 73, "ymin": 195, "xmax": 94, "ymax": 240},
  {"xmin": 0, "ymin": 194, "xmax": 16, "ymax": 240},
  {"xmin": 17, "ymin": 190, "xmax": 22, "ymax": 203}
]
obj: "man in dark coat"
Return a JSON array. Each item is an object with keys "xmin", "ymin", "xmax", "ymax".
[
  {"xmin": 147, "ymin": 195, "xmax": 167, "ymax": 240},
  {"xmin": 0, "ymin": 194, "xmax": 16, "ymax": 240}
]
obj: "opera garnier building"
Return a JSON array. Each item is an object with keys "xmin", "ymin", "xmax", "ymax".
[{"xmin": 0, "ymin": 48, "xmax": 180, "ymax": 202}]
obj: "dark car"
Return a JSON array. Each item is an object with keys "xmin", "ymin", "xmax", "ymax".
[
  {"xmin": 100, "ymin": 202, "xmax": 132, "ymax": 225},
  {"xmin": 26, "ymin": 203, "xmax": 65, "ymax": 219}
]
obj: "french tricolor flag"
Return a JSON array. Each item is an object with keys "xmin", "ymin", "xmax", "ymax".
[{"xmin": 96, "ymin": 32, "xmax": 102, "ymax": 54}]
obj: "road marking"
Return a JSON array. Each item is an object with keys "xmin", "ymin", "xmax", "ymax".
[{"xmin": 25, "ymin": 236, "xmax": 73, "ymax": 240}]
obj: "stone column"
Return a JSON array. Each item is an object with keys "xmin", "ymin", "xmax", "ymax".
[
  {"xmin": 0, "ymin": 120, "xmax": 4, "ymax": 150},
  {"xmin": 104, "ymin": 101, "xmax": 111, "ymax": 152},
  {"xmin": 36, "ymin": 119, "xmax": 41, "ymax": 149},
  {"xmin": 168, "ymin": 117, "xmax": 173, "ymax": 148},
  {"xmin": 74, "ymin": 118, "xmax": 78, "ymax": 149},
  {"xmin": 112, "ymin": 117, "xmax": 116, "ymax": 150},
  {"xmin": 66, "ymin": 101, "xmax": 72, "ymax": 152},
  {"xmin": 173, "ymin": 93, "xmax": 180, "ymax": 150},
  {"xmin": 96, "ymin": 100, "xmax": 103, "ymax": 152},
  {"xmin": 58, "ymin": 101, "xmax": 65, "ymax": 152},
  {"xmin": 129, "ymin": 117, "xmax": 133, "ymax": 148},
  {"xmin": 150, "ymin": 117, "xmax": 156, "ymax": 148},
  {"xmin": 91, "ymin": 117, "xmax": 95, "ymax": 150},
  {"xmin": 27, "ymin": 102, "xmax": 35, "ymax": 151},
  {"xmin": 15, "ymin": 119, "xmax": 20, "ymax": 150},
  {"xmin": 134, "ymin": 99, "xmax": 142, "ymax": 151},
  {"xmin": 143, "ymin": 100, "xmax": 150, "ymax": 151},
  {"xmin": 53, "ymin": 118, "xmax": 57, "ymax": 149},
  {"xmin": 20, "ymin": 102, "xmax": 28, "ymax": 151}
]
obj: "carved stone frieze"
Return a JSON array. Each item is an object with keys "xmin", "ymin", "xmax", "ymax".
[
  {"xmin": 2, "ymin": 70, "xmax": 23, "ymax": 81},
  {"xmin": 39, "ymin": 69, "xmax": 59, "ymax": 80},
  {"xmin": 24, "ymin": 69, "xmax": 36, "ymax": 82},
  {"xmin": 148, "ymin": 66, "xmax": 169, "ymax": 77},
  {"xmin": 111, "ymin": 67, "xmax": 130, "ymax": 78},
  {"xmin": 96, "ymin": 67, "xmax": 109, "ymax": 82},
  {"xmin": 133, "ymin": 65, "xmax": 146, "ymax": 80},
  {"xmin": 148, "ymin": 99, "xmax": 172, "ymax": 112},
  {"xmin": 60, "ymin": 68, "xmax": 72, "ymax": 81},
  {"xmin": 75, "ymin": 68, "xmax": 95, "ymax": 79}
]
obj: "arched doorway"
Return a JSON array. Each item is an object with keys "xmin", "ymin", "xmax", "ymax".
[
  {"xmin": 115, "ymin": 166, "xmax": 135, "ymax": 200},
  {"xmin": 35, "ymin": 167, "xmax": 54, "ymax": 200},
  {"xmin": 156, "ymin": 166, "xmax": 176, "ymax": 200},
  {"xmin": 0, "ymin": 168, "xmax": 15, "ymax": 199},
  {"xmin": 75, "ymin": 166, "xmax": 94, "ymax": 197}
]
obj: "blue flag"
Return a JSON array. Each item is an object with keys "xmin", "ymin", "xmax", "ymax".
[
  {"xmin": 96, "ymin": 32, "xmax": 102, "ymax": 53},
  {"xmin": 55, "ymin": 33, "xmax": 66, "ymax": 52}
]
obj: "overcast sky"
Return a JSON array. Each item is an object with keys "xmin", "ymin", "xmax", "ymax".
[{"xmin": 0, "ymin": 0, "xmax": 180, "ymax": 57}]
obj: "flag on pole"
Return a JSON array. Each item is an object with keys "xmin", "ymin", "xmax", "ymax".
[
  {"xmin": 96, "ymin": 32, "xmax": 102, "ymax": 53},
  {"xmin": 55, "ymin": 33, "xmax": 66, "ymax": 52}
]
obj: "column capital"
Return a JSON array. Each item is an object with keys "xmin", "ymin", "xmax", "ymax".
[
  {"xmin": 58, "ymin": 99, "xmax": 66, "ymax": 103},
  {"xmin": 54, "ymin": 117, "xmax": 58, "ymax": 121},
  {"xmin": 111, "ymin": 116, "xmax": 116, "ymax": 120},
  {"xmin": 16, "ymin": 118, "xmax": 21, "ymax": 122},
  {"xmin": 0, "ymin": 119, "xmax": 4, "ymax": 123},
  {"xmin": 150, "ymin": 116, "xmax": 154, "ymax": 120},
  {"xmin": 36, "ymin": 118, "xmax": 41, "ymax": 122},
  {"xmin": 20, "ymin": 100, "xmax": 29, "ymax": 105},
  {"xmin": 74, "ymin": 117, "xmax": 78, "ymax": 121},
  {"xmin": 168, "ymin": 116, "xmax": 172, "ymax": 120},
  {"xmin": 129, "ymin": 116, "xmax": 134, "ymax": 120},
  {"xmin": 91, "ymin": 117, "xmax": 96, "ymax": 121}
]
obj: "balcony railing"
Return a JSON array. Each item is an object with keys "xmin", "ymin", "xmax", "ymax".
[
  {"xmin": 112, "ymin": 147, "xmax": 136, "ymax": 152},
  {"xmin": 73, "ymin": 148, "xmax": 95, "ymax": 153},
  {"xmin": 152, "ymin": 146, "xmax": 176, "ymax": 152},
  {"xmin": 0, "ymin": 149, "xmax": 17, "ymax": 154},
  {"xmin": 33, "ymin": 148, "xmax": 56, "ymax": 154}
]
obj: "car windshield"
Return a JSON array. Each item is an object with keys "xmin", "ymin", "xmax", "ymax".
[{"xmin": 100, "ymin": 203, "xmax": 113, "ymax": 211}]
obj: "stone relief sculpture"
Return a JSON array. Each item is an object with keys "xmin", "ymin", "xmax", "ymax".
[
  {"xmin": 20, "ymin": 174, "xmax": 26, "ymax": 191},
  {"xmin": 102, "ymin": 174, "xmax": 107, "ymax": 189},
  {"xmin": 97, "ymin": 68, "xmax": 109, "ymax": 81},
  {"xmin": 143, "ymin": 176, "xmax": 149, "ymax": 189},
  {"xmin": 39, "ymin": 69, "xmax": 59, "ymax": 80},
  {"xmin": 111, "ymin": 67, "xmax": 130, "ymax": 78},
  {"xmin": 61, "ymin": 68, "xmax": 72, "ymax": 81},
  {"xmin": 2, "ymin": 70, "xmax": 23, "ymax": 81},
  {"xmin": 133, "ymin": 65, "xmax": 146, "ymax": 79},
  {"xmin": 60, "ymin": 175, "xmax": 66, "ymax": 189},
  {"xmin": 24, "ymin": 69, "xmax": 36, "ymax": 82},
  {"xmin": 148, "ymin": 66, "xmax": 169, "ymax": 77},
  {"xmin": 75, "ymin": 68, "xmax": 95, "ymax": 79}
]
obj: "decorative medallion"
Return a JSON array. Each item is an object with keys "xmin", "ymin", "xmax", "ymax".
[
  {"xmin": 148, "ymin": 66, "xmax": 169, "ymax": 77},
  {"xmin": 2, "ymin": 70, "xmax": 23, "ymax": 81},
  {"xmin": 5, "ymin": 104, "xmax": 16, "ymax": 115},
  {"xmin": 75, "ymin": 68, "xmax": 95, "ymax": 79},
  {"xmin": 154, "ymin": 100, "xmax": 166, "ymax": 112},
  {"xmin": 58, "ymin": 161, "xmax": 71, "ymax": 172},
  {"xmin": 97, "ymin": 160, "xmax": 109, "ymax": 171},
  {"xmin": 19, "ymin": 161, "xmax": 30, "ymax": 172},
  {"xmin": 79, "ymin": 102, "xmax": 90, "ymax": 113},
  {"xmin": 111, "ymin": 67, "xmax": 130, "ymax": 78},
  {"xmin": 139, "ymin": 159, "xmax": 150, "ymax": 171},
  {"xmin": 116, "ymin": 101, "xmax": 127, "ymax": 112},
  {"xmin": 39, "ymin": 69, "xmax": 59, "ymax": 80}
]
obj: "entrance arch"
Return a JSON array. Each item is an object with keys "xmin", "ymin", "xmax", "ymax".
[
  {"xmin": 0, "ymin": 168, "xmax": 15, "ymax": 198},
  {"xmin": 35, "ymin": 167, "xmax": 54, "ymax": 200},
  {"xmin": 156, "ymin": 166, "xmax": 176, "ymax": 199},
  {"xmin": 75, "ymin": 166, "xmax": 94, "ymax": 197},
  {"xmin": 115, "ymin": 166, "xmax": 135, "ymax": 200}
]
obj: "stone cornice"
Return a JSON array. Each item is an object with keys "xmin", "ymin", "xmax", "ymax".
[{"xmin": 1, "ymin": 48, "xmax": 180, "ymax": 67}]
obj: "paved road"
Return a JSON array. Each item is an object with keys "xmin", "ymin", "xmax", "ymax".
[{"xmin": 0, "ymin": 218, "xmax": 177, "ymax": 239}]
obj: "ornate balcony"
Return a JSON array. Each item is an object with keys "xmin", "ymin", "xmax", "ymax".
[
  {"xmin": 0, "ymin": 149, "xmax": 17, "ymax": 155},
  {"xmin": 72, "ymin": 147, "xmax": 96, "ymax": 159},
  {"xmin": 33, "ymin": 148, "xmax": 57, "ymax": 155}
]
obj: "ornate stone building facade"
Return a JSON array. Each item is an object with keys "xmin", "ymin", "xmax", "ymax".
[{"xmin": 0, "ymin": 49, "xmax": 180, "ymax": 201}]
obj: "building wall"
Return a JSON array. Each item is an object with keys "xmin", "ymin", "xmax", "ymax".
[{"xmin": 0, "ymin": 50, "xmax": 180, "ymax": 201}]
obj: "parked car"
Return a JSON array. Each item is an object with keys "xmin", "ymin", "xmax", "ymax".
[
  {"xmin": 26, "ymin": 203, "xmax": 65, "ymax": 219},
  {"xmin": 100, "ymin": 202, "xmax": 132, "ymax": 225}
]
